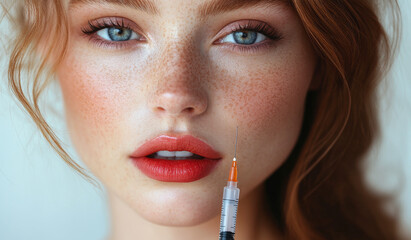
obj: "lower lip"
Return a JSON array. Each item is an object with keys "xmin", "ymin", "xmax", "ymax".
[{"xmin": 131, "ymin": 157, "xmax": 221, "ymax": 182}]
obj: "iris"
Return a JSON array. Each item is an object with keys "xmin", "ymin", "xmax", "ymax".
[
  {"xmin": 107, "ymin": 27, "xmax": 133, "ymax": 41},
  {"xmin": 233, "ymin": 31, "xmax": 257, "ymax": 45}
]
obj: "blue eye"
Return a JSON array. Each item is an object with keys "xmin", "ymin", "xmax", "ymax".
[
  {"xmin": 221, "ymin": 30, "xmax": 267, "ymax": 45},
  {"xmin": 96, "ymin": 27, "xmax": 140, "ymax": 41},
  {"xmin": 82, "ymin": 18, "xmax": 281, "ymax": 52}
]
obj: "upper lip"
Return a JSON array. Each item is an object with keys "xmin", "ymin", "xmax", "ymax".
[{"xmin": 130, "ymin": 134, "xmax": 223, "ymax": 159}]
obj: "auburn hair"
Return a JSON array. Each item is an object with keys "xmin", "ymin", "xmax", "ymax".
[{"xmin": 2, "ymin": 0, "xmax": 401, "ymax": 239}]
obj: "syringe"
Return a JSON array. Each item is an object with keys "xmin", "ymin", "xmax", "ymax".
[{"xmin": 219, "ymin": 127, "xmax": 240, "ymax": 240}]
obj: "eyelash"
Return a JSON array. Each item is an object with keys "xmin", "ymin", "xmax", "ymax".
[
  {"xmin": 220, "ymin": 20, "xmax": 283, "ymax": 53},
  {"xmin": 81, "ymin": 18, "xmax": 138, "ymax": 49},
  {"xmin": 81, "ymin": 18, "xmax": 283, "ymax": 53}
]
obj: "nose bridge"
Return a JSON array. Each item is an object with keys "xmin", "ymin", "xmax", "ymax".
[
  {"xmin": 148, "ymin": 36, "xmax": 208, "ymax": 118},
  {"xmin": 158, "ymin": 39, "xmax": 203, "ymax": 92}
]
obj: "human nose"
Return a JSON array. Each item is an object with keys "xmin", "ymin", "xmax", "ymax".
[{"xmin": 146, "ymin": 42, "xmax": 208, "ymax": 118}]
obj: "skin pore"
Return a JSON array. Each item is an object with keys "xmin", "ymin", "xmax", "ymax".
[{"xmin": 57, "ymin": 0, "xmax": 317, "ymax": 239}]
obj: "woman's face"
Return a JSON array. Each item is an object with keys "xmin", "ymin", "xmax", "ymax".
[{"xmin": 57, "ymin": 0, "xmax": 316, "ymax": 225}]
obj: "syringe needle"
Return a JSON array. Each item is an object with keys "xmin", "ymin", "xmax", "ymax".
[{"xmin": 234, "ymin": 126, "xmax": 238, "ymax": 161}]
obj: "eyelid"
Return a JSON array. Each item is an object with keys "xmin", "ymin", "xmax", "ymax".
[
  {"xmin": 80, "ymin": 16, "xmax": 148, "ymax": 49},
  {"xmin": 214, "ymin": 19, "xmax": 281, "ymax": 43},
  {"xmin": 81, "ymin": 16, "xmax": 145, "ymax": 38}
]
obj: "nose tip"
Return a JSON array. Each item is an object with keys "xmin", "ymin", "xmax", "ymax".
[
  {"xmin": 151, "ymin": 91, "xmax": 208, "ymax": 117},
  {"xmin": 147, "ymin": 41, "xmax": 208, "ymax": 119}
]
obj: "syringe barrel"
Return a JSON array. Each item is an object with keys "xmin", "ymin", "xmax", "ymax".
[{"xmin": 219, "ymin": 181, "xmax": 240, "ymax": 239}]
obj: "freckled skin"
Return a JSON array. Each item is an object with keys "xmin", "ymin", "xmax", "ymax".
[{"xmin": 57, "ymin": 0, "xmax": 316, "ymax": 234}]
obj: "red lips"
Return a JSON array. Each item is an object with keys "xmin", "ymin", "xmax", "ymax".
[{"xmin": 130, "ymin": 135, "xmax": 223, "ymax": 182}]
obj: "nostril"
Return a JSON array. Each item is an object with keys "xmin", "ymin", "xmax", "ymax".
[
  {"xmin": 184, "ymin": 107, "xmax": 195, "ymax": 113},
  {"xmin": 156, "ymin": 106, "xmax": 165, "ymax": 112}
]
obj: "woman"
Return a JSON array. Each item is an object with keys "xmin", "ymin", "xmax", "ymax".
[{"xmin": 2, "ymin": 0, "xmax": 401, "ymax": 239}]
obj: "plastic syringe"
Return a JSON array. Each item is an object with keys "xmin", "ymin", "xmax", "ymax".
[{"xmin": 219, "ymin": 127, "xmax": 240, "ymax": 240}]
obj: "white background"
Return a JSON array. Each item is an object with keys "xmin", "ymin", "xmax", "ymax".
[{"xmin": 0, "ymin": 1, "xmax": 410, "ymax": 239}]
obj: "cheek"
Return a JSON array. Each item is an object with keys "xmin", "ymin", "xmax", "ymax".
[
  {"xmin": 210, "ymin": 45, "xmax": 316, "ymax": 190},
  {"xmin": 58, "ymin": 60, "xmax": 132, "ymax": 127},
  {"xmin": 214, "ymin": 55, "xmax": 314, "ymax": 136},
  {"xmin": 56, "ymin": 49, "xmax": 147, "ymax": 167},
  {"xmin": 58, "ymin": 63, "xmax": 117, "ymax": 141}
]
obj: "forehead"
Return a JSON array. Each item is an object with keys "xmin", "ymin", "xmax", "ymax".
[{"xmin": 69, "ymin": 0, "xmax": 290, "ymax": 18}]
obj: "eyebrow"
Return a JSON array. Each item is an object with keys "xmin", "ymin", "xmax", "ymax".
[
  {"xmin": 70, "ymin": 0, "xmax": 159, "ymax": 14},
  {"xmin": 69, "ymin": 0, "xmax": 286, "ymax": 19}
]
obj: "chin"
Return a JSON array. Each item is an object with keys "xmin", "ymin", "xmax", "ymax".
[{"xmin": 132, "ymin": 187, "xmax": 220, "ymax": 226}]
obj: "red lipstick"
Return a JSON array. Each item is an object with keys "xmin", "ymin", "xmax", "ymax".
[{"xmin": 130, "ymin": 135, "xmax": 222, "ymax": 182}]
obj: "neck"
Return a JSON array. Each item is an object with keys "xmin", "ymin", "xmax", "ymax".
[{"xmin": 107, "ymin": 184, "xmax": 282, "ymax": 240}]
